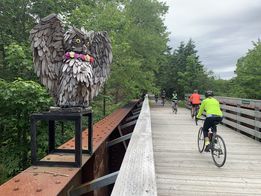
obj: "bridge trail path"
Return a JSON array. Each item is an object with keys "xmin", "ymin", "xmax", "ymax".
[{"xmin": 150, "ymin": 101, "xmax": 261, "ymax": 196}]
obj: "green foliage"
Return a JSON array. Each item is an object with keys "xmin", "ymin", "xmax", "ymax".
[
  {"xmin": 0, "ymin": 79, "xmax": 52, "ymax": 180},
  {"xmin": 157, "ymin": 39, "xmax": 210, "ymax": 99},
  {"xmin": 0, "ymin": 43, "xmax": 35, "ymax": 81},
  {"xmin": 233, "ymin": 40, "xmax": 261, "ymax": 99}
]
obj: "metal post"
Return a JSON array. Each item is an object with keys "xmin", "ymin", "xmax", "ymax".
[
  {"xmin": 31, "ymin": 117, "xmax": 37, "ymax": 165},
  {"xmin": 88, "ymin": 112, "xmax": 93, "ymax": 155},
  {"xmin": 48, "ymin": 120, "xmax": 55, "ymax": 153},
  {"xmin": 103, "ymin": 84, "xmax": 106, "ymax": 116},
  {"xmin": 75, "ymin": 117, "xmax": 82, "ymax": 167}
]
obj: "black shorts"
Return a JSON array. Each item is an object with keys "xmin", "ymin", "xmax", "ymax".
[{"xmin": 192, "ymin": 103, "xmax": 200, "ymax": 107}]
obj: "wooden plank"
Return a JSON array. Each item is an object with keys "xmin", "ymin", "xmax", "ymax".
[
  {"xmin": 111, "ymin": 95, "xmax": 157, "ymax": 196},
  {"xmin": 222, "ymin": 119, "xmax": 261, "ymax": 138},
  {"xmin": 222, "ymin": 111, "xmax": 261, "ymax": 128},
  {"xmin": 221, "ymin": 104, "xmax": 261, "ymax": 118},
  {"xmin": 151, "ymin": 105, "xmax": 261, "ymax": 196},
  {"xmin": 217, "ymin": 96, "xmax": 261, "ymax": 108}
]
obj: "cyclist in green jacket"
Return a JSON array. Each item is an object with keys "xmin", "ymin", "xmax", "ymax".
[{"xmin": 196, "ymin": 90, "xmax": 223, "ymax": 152}]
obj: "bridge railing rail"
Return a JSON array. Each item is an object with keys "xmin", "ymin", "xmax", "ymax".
[{"xmin": 111, "ymin": 94, "xmax": 157, "ymax": 196}]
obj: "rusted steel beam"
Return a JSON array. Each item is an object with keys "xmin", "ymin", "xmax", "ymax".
[
  {"xmin": 124, "ymin": 114, "xmax": 139, "ymax": 122},
  {"xmin": 69, "ymin": 171, "xmax": 119, "ymax": 196},
  {"xmin": 107, "ymin": 133, "xmax": 132, "ymax": 148},
  {"xmin": 120, "ymin": 120, "xmax": 137, "ymax": 129},
  {"xmin": 0, "ymin": 100, "xmax": 140, "ymax": 196},
  {"xmin": 117, "ymin": 125, "xmax": 127, "ymax": 149}
]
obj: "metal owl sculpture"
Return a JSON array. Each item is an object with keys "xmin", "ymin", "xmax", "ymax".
[{"xmin": 30, "ymin": 13, "xmax": 112, "ymax": 108}]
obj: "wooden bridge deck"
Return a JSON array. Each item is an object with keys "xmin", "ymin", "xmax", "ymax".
[{"xmin": 151, "ymin": 102, "xmax": 261, "ymax": 196}]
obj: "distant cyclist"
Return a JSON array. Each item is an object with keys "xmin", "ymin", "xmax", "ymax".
[
  {"xmin": 196, "ymin": 90, "xmax": 223, "ymax": 152},
  {"xmin": 189, "ymin": 89, "xmax": 201, "ymax": 118},
  {"xmin": 161, "ymin": 90, "xmax": 166, "ymax": 106},
  {"xmin": 171, "ymin": 91, "xmax": 178, "ymax": 113},
  {"xmin": 154, "ymin": 94, "xmax": 158, "ymax": 103}
]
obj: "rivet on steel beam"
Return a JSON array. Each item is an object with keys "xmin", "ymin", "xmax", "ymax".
[
  {"xmin": 55, "ymin": 180, "xmax": 61, "ymax": 184},
  {"xmin": 13, "ymin": 187, "xmax": 19, "ymax": 191},
  {"xmin": 14, "ymin": 179, "xmax": 20, "ymax": 182},
  {"xmin": 36, "ymin": 188, "xmax": 42, "ymax": 192}
]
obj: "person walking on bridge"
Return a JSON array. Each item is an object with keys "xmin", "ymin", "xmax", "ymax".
[
  {"xmin": 190, "ymin": 89, "xmax": 201, "ymax": 118},
  {"xmin": 196, "ymin": 90, "xmax": 223, "ymax": 152},
  {"xmin": 171, "ymin": 91, "xmax": 178, "ymax": 113},
  {"xmin": 161, "ymin": 90, "xmax": 166, "ymax": 106}
]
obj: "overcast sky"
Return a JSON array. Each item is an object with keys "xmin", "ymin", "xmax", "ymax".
[{"xmin": 162, "ymin": 0, "xmax": 261, "ymax": 79}]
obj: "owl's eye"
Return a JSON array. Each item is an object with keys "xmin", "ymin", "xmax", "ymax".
[{"xmin": 75, "ymin": 39, "xmax": 81, "ymax": 44}]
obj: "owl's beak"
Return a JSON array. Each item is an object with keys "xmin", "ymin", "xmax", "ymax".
[{"xmin": 82, "ymin": 44, "xmax": 88, "ymax": 54}]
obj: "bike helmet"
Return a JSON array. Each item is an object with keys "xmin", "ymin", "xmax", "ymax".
[
  {"xmin": 194, "ymin": 89, "xmax": 198, "ymax": 93},
  {"xmin": 205, "ymin": 90, "xmax": 214, "ymax": 97}
]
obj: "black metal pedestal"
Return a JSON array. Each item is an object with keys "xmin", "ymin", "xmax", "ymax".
[{"xmin": 30, "ymin": 108, "xmax": 93, "ymax": 167}]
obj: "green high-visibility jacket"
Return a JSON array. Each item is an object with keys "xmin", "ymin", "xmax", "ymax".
[{"xmin": 197, "ymin": 97, "xmax": 223, "ymax": 118}]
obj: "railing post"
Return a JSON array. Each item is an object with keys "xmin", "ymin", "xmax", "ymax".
[
  {"xmin": 236, "ymin": 103, "xmax": 241, "ymax": 133},
  {"xmin": 254, "ymin": 103, "xmax": 260, "ymax": 141}
]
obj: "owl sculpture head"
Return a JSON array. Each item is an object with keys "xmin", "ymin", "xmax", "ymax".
[
  {"xmin": 30, "ymin": 14, "xmax": 112, "ymax": 107},
  {"xmin": 64, "ymin": 27, "xmax": 89, "ymax": 55}
]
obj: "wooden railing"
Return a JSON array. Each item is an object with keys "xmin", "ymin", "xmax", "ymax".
[
  {"xmin": 217, "ymin": 97, "xmax": 261, "ymax": 139},
  {"xmin": 111, "ymin": 95, "xmax": 157, "ymax": 196},
  {"xmin": 185, "ymin": 94, "xmax": 261, "ymax": 139}
]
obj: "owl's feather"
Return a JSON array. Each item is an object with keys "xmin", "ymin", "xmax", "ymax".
[{"xmin": 30, "ymin": 13, "xmax": 64, "ymax": 102}]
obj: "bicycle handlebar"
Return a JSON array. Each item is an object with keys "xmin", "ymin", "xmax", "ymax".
[{"xmin": 195, "ymin": 117, "xmax": 205, "ymax": 126}]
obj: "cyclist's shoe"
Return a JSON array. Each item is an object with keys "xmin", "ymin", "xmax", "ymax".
[{"xmin": 204, "ymin": 144, "xmax": 211, "ymax": 152}]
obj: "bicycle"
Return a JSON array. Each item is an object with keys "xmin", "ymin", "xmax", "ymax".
[
  {"xmin": 161, "ymin": 97, "xmax": 165, "ymax": 106},
  {"xmin": 196, "ymin": 118, "xmax": 227, "ymax": 167},
  {"xmin": 191, "ymin": 104, "xmax": 199, "ymax": 119},
  {"xmin": 155, "ymin": 96, "xmax": 158, "ymax": 103},
  {"xmin": 171, "ymin": 100, "xmax": 178, "ymax": 114}
]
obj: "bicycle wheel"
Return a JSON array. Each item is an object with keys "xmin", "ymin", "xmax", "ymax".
[
  {"xmin": 197, "ymin": 127, "xmax": 205, "ymax": 153},
  {"xmin": 211, "ymin": 134, "xmax": 227, "ymax": 167}
]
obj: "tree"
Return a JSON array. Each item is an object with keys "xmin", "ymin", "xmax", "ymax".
[
  {"xmin": 157, "ymin": 39, "xmax": 209, "ymax": 99},
  {"xmin": 0, "ymin": 79, "xmax": 52, "ymax": 182},
  {"xmin": 234, "ymin": 40, "xmax": 261, "ymax": 99}
]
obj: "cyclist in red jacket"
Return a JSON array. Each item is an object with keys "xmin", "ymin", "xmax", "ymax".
[{"xmin": 189, "ymin": 90, "xmax": 201, "ymax": 118}]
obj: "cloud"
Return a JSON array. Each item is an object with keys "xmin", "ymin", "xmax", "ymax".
[{"xmin": 162, "ymin": 0, "xmax": 261, "ymax": 79}]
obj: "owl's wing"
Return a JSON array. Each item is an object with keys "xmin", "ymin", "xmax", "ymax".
[
  {"xmin": 29, "ymin": 13, "xmax": 65, "ymax": 98},
  {"xmin": 89, "ymin": 31, "xmax": 112, "ymax": 96}
]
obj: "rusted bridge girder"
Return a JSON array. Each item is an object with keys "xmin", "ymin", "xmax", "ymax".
[{"xmin": 0, "ymin": 100, "xmax": 142, "ymax": 196}]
